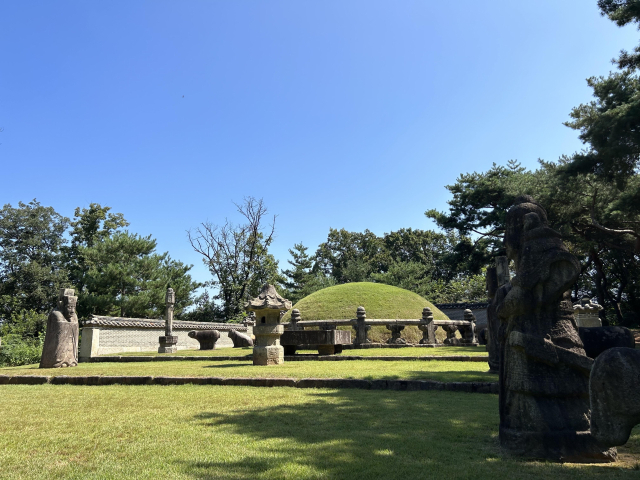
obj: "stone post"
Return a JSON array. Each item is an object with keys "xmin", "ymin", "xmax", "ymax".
[
  {"xmin": 463, "ymin": 309, "xmax": 478, "ymax": 344},
  {"xmin": 419, "ymin": 307, "xmax": 436, "ymax": 345},
  {"xmin": 354, "ymin": 306, "xmax": 370, "ymax": 345},
  {"xmin": 245, "ymin": 284, "xmax": 291, "ymax": 365},
  {"xmin": 158, "ymin": 287, "xmax": 178, "ymax": 353},
  {"xmin": 289, "ymin": 309, "xmax": 303, "ymax": 331}
]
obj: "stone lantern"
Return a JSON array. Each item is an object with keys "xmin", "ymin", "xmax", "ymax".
[{"xmin": 245, "ymin": 284, "xmax": 291, "ymax": 365}]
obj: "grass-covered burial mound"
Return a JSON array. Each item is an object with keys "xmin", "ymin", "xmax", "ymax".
[{"xmin": 282, "ymin": 282, "xmax": 448, "ymax": 343}]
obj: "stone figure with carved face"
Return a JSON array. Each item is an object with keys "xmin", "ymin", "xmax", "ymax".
[
  {"xmin": 39, "ymin": 288, "xmax": 79, "ymax": 368},
  {"xmin": 496, "ymin": 196, "xmax": 615, "ymax": 462}
]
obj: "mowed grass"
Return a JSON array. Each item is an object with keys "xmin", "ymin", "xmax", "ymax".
[
  {"xmin": 1, "ymin": 359, "xmax": 496, "ymax": 383},
  {"xmin": 281, "ymin": 282, "xmax": 449, "ymax": 322},
  {"xmin": 0, "ymin": 385, "xmax": 638, "ymax": 480},
  {"xmin": 115, "ymin": 346, "xmax": 488, "ymax": 358}
]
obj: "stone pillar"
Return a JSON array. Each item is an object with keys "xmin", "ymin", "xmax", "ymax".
[
  {"xmin": 419, "ymin": 307, "xmax": 436, "ymax": 345},
  {"xmin": 354, "ymin": 306, "xmax": 370, "ymax": 345},
  {"xmin": 462, "ymin": 309, "xmax": 478, "ymax": 344},
  {"xmin": 289, "ymin": 309, "xmax": 303, "ymax": 331},
  {"xmin": 386, "ymin": 324, "xmax": 406, "ymax": 344},
  {"xmin": 158, "ymin": 287, "xmax": 178, "ymax": 353},
  {"xmin": 79, "ymin": 327, "xmax": 100, "ymax": 361},
  {"xmin": 245, "ymin": 284, "xmax": 291, "ymax": 366}
]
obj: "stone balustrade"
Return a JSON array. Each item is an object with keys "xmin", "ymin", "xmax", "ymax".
[{"xmin": 286, "ymin": 307, "xmax": 478, "ymax": 346}]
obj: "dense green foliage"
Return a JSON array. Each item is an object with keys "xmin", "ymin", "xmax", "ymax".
[
  {"xmin": 307, "ymin": 228, "xmax": 487, "ymax": 304},
  {"xmin": 427, "ymin": 160, "xmax": 640, "ymax": 325},
  {"xmin": 0, "ymin": 334, "xmax": 44, "ymax": 367},
  {"xmin": 0, "ymin": 201, "xmax": 199, "ymax": 339}
]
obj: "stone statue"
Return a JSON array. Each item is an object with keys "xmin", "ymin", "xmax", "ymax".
[
  {"xmin": 40, "ymin": 288, "xmax": 79, "ymax": 368},
  {"xmin": 496, "ymin": 196, "xmax": 615, "ymax": 462},
  {"xmin": 590, "ymin": 348, "xmax": 640, "ymax": 448},
  {"xmin": 188, "ymin": 330, "xmax": 220, "ymax": 350},
  {"xmin": 229, "ymin": 329, "xmax": 253, "ymax": 348},
  {"xmin": 486, "ymin": 256, "xmax": 510, "ymax": 373}
]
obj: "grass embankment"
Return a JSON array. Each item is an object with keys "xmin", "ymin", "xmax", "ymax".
[
  {"xmin": 1, "ymin": 359, "xmax": 495, "ymax": 383},
  {"xmin": 281, "ymin": 282, "xmax": 450, "ymax": 343},
  {"xmin": 0, "ymin": 385, "xmax": 638, "ymax": 479}
]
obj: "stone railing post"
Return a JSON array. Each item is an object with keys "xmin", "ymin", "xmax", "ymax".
[
  {"xmin": 354, "ymin": 306, "xmax": 370, "ymax": 345},
  {"xmin": 463, "ymin": 309, "xmax": 477, "ymax": 344},
  {"xmin": 419, "ymin": 307, "xmax": 436, "ymax": 345},
  {"xmin": 289, "ymin": 309, "xmax": 303, "ymax": 331}
]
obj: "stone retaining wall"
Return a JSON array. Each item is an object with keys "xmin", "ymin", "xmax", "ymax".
[{"xmin": 0, "ymin": 375, "xmax": 498, "ymax": 393}]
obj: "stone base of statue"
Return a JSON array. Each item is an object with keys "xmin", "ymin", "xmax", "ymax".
[
  {"xmin": 253, "ymin": 345, "xmax": 284, "ymax": 365},
  {"xmin": 500, "ymin": 427, "xmax": 616, "ymax": 463},
  {"xmin": 158, "ymin": 335, "xmax": 178, "ymax": 354},
  {"xmin": 253, "ymin": 324, "xmax": 284, "ymax": 365}
]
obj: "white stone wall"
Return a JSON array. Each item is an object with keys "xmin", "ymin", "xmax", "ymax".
[{"xmin": 80, "ymin": 326, "xmax": 241, "ymax": 358}]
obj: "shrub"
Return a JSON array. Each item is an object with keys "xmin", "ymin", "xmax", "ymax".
[{"xmin": 0, "ymin": 333, "xmax": 44, "ymax": 367}]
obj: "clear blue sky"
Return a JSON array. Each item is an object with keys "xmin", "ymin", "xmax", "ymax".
[{"xmin": 1, "ymin": 1, "xmax": 638, "ymax": 286}]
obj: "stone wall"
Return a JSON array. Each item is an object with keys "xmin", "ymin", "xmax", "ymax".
[{"xmin": 79, "ymin": 316, "xmax": 252, "ymax": 360}]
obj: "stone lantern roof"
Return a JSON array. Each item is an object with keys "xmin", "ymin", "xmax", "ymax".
[{"xmin": 245, "ymin": 284, "xmax": 292, "ymax": 312}]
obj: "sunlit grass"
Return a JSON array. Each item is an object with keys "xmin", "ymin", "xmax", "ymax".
[
  {"xmin": 0, "ymin": 385, "xmax": 637, "ymax": 479},
  {"xmin": 1, "ymin": 359, "xmax": 496, "ymax": 383}
]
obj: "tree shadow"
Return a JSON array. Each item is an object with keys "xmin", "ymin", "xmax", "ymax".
[{"xmin": 177, "ymin": 388, "xmax": 637, "ymax": 479}]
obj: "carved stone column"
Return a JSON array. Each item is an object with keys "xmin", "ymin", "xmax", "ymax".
[
  {"xmin": 289, "ymin": 309, "xmax": 303, "ymax": 331},
  {"xmin": 419, "ymin": 307, "xmax": 436, "ymax": 345},
  {"xmin": 354, "ymin": 306, "xmax": 370, "ymax": 345},
  {"xmin": 245, "ymin": 284, "xmax": 291, "ymax": 365},
  {"xmin": 158, "ymin": 288, "xmax": 178, "ymax": 353}
]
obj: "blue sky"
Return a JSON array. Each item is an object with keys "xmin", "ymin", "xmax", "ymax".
[{"xmin": 1, "ymin": 1, "xmax": 638, "ymax": 286}]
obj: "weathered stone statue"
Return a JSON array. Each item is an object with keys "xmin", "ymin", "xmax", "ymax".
[
  {"xmin": 590, "ymin": 348, "xmax": 640, "ymax": 448},
  {"xmin": 40, "ymin": 288, "xmax": 79, "ymax": 368},
  {"xmin": 486, "ymin": 256, "xmax": 510, "ymax": 373},
  {"xmin": 188, "ymin": 330, "xmax": 220, "ymax": 350},
  {"xmin": 245, "ymin": 284, "xmax": 291, "ymax": 365},
  {"xmin": 229, "ymin": 329, "xmax": 253, "ymax": 348},
  {"xmin": 497, "ymin": 196, "xmax": 615, "ymax": 462}
]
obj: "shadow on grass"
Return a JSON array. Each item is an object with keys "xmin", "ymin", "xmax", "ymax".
[{"xmin": 181, "ymin": 389, "xmax": 637, "ymax": 479}]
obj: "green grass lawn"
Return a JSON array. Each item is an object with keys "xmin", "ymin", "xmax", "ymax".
[
  {"xmin": 113, "ymin": 346, "xmax": 488, "ymax": 358},
  {"xmin": 1, "ymin": 359, "xmax": 496, "ymax": 383},
  {"xmin": 0, "ymin": 385, "xmax": 637, "ymax": 479}
]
